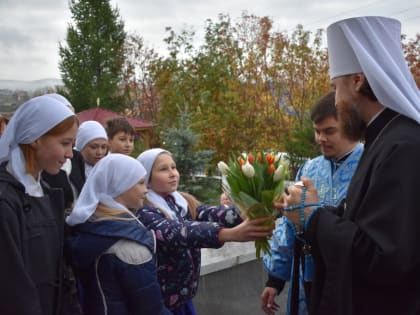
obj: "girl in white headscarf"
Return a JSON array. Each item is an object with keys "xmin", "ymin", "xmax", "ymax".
[
  {"xmin": 0, "ymin": 94, "xmax": 78, "ymax": 315},
  {"xmin": 65, "ymin": 154, "xmax": 170, "ymax": 315},
  {"xmin": 75, "ymin": 120, "xmax": 108, "ymax": 178},
  {"xmin": 41, "ymin": 94, "xmax": 86, "ymax": 213},
  {"xmin": 137, "ymin": 148, "xmax": 274, "ymax": 314}
]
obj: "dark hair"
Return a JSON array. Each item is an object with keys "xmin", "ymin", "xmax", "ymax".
[
  {"xmin": 105, "ymin": 117, "xmax": 135, "ymax": 139},
  {"xmin": 310, "ymin": 91, "xmax": 337, "ymax": 123},
  {"xmin": 359, "ymin": 77, "xmax": 378, "ymax": 102}
]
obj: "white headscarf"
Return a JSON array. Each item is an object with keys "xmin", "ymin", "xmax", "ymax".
[
  {"xmin": 137, "ymin": 148, "xmax": 188, "ymax": 219},
  {"xmin": 327, "ymin": 16, "xmax": 420, "ymax": 123},
  {"xmin": 45, "ymin": 93, "xmax": 74, "ymax": 175},
  {"xmin": 66, "ymin": 153, "xmax": 147, "ymax": 226},
  {"xmin": 45, "ymin": 93, "xmax": 75, "ymax": 113},
  {"xmin": 75, "ymin": 120, "xmax": 108, "ymax": 151},
  {"xmin": 0, "ymin": 95, "xmax": 74, "ymax": 196}
]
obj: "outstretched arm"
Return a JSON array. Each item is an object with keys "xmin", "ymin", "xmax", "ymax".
[
  {"xmin": 137, "ymin": 205, "xmax": 223, "ymax": 249},
  {"xmin": 218, "ymin": 217, "xmax": 274, "ymax": 242},
  {"xmin": 196, "ymin": 204, "xmax": 242, "ymax": 227}
]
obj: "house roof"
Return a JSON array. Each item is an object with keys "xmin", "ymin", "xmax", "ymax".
[{"xmin": 76, "ymin": 107, "xmax": 154, "ymax": 129}]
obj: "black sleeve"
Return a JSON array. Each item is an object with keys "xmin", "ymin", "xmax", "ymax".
[
  {"xmin": 265, "ymin": 274, "xmax": 286, "ymax": 294},
  {"xmin": 325, "ymin": 200, "xmax": 345, "ymax": 217},
  {"xmin": 0, "ymin": 199, "xmax": 43, "ymax": 315},
  {"xmin": 70, "ymin": 149, "xmax": 86, "ymax": 193}
]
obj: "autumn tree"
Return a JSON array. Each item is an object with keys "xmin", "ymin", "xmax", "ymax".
[
  {"xmin": 403, "ymin": 34, "xmax": 420, "ymax": 88},
  {"xmin": 122, "ymin": 33, "xmax": 161, "ymax": 122},
  {"xmin": 183, "ymin": 15, "xmax": 247, "ymax": 159},
  {"xmin": 267, "ymin": 23, "xmax": 329, "ymax": 168},
  {"xmin": 150, "ymin": 13, "xmax": 330, "ymax": 163},
  {"xmin": 59, "ymin": 0, "xmax": 126, "ymax": 111},
  {"xmin": 150, "ymin": 26, "xmax": 199, "ymax": 127}
]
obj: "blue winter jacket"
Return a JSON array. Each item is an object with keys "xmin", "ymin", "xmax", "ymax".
[{"xmin": 65, "ymin": 219, "xmax": 171, "ymax": 315}]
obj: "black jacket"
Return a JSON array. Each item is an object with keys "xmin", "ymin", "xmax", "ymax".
[
  {"xmin": 42, "ymin": 149, "xmax": 86, "ymax": 210},
  {"xmin": 0, "ymin": 165, "xmax": 65, "ymax": 315}
]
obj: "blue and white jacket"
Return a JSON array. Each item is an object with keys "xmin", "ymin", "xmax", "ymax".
[
  {"xmin": 263, "ymin": 142, "xmax": 364, "ymax": 315},
  {"xmin": 65, "ymin": 218, "xmax": 170, "ymax": 315}
]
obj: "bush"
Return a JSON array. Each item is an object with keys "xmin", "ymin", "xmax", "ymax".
[{"xmin": 179, "ymin": 176, "xmax": 222, "ymax": 205}]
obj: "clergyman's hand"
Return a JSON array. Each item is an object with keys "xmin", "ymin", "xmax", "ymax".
[
  {"xmin": 283, "ymin": 177, "xmax": 319, "ymax": 227},
  {"xmin": 273, "ymin": 193, "xmax": 287, "ymax": 217}
]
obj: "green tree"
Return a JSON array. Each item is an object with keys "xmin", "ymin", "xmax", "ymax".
[
  {"xmin": 283, "ymin": 118, "xmax": 319, "ymax": 178},
  {"xmin": 162, "ymin": 108, "xmax": 217, "ymax": 202},
  {"xmin": 59, "ymin": 0, "xmax": 126, "ymax": 111}
]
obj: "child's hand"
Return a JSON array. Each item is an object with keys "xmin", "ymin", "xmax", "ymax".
[{"xmin": 218, "ymin": 217, "xmax": 274, "ymax": 242}]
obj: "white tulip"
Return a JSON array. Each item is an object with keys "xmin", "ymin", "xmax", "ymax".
[
  {"xmin": 217, "ymin": 161, "xmax": 230, "ymax": 175},
  {"xmin": 241, "ymin": 161, "xmax": 255, "ymax": 178},
  {"xmin": 273, "ymin": 164, "xmax": 284, "ymax": 182}
]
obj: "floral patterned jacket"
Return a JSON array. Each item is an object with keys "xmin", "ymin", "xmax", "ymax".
[{"xmin": 136, "ymin": 203, "xmax": 242, "ymax": 311}]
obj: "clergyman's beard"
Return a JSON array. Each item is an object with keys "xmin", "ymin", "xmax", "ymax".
[{"xmin": 338, "ymin": 102, "xmax": 366, "ymax": 142}]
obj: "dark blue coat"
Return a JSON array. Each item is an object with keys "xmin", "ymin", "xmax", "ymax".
[{"xmin": 65, "ymin": 219, "xmax": 170, "ymax": 315}]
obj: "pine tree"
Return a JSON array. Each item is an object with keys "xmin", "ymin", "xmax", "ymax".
[
  {"xmin": 163, "ymin": 108, "xmax": 217, "ymax": 202},
  {"xmin": 59, "ymin": 0, "xmax": 126, "ymax": 111}
]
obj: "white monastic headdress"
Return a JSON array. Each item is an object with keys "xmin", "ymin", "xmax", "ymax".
[
  {"xmin": 0, "ymin": 95, "xmax": 74, "ymax": 196},
  {"xmin": 75, "ymin": 120, "xmax": 108, "ymax": 151},
  {"xmin": 45, "ymin": 93, "xmax": 75, "ymax": 113},
  {"xmin": 137, "ymin": 148, "xmax": 188, "ymax": 219},
  {"xmin": 327, "ymin": 16, "xmax": 420, "ymax": 123},
  {"xmin": 66, "ymin": 153, "xmax": 147, "ymax": 226}
]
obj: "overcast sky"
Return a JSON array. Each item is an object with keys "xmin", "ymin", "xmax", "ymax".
[{"xmin": 0, "ymin": 0, "xmax": 418, "ymax": 81}]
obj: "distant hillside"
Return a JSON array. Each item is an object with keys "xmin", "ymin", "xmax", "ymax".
[{"xmin": 0, "ymin": 79, "xmax": 63, "ymax": 92}]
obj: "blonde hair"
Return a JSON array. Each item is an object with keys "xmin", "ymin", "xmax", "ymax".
[
  {"xmin": 179, "ymin": 191, "xmax": 200, "ymax": 220},
  {"xmin": 89, "ymin": 204, "xmax": 135, "ymax": 222}
]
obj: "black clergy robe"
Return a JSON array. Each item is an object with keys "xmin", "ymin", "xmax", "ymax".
[{"xmin": 305, "ymin": 109, "xmax": 420, "ymax": 315}]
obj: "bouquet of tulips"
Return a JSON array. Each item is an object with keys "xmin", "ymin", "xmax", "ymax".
[{"xmin": 218, "ymin": 151, "xmax": 289, "ymax": 258}]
